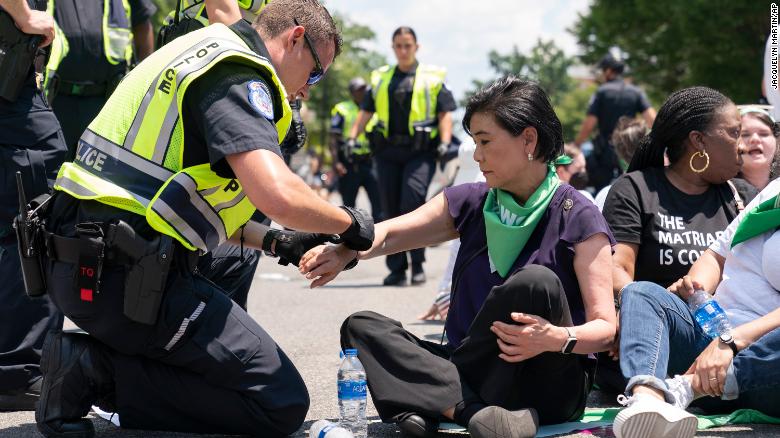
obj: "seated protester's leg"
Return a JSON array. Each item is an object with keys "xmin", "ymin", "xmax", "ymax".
[
  {"xmin": 196, "ymin": 243, "xmax": 260, "ymax": 310},
  {"xmin": 450, "ymin": 264, "xmax": 592, "ymax": 424},
  {"xmin": 340, "ymin": 311, "xmax": 462, "ymax": 422},
  {"xmin": 618, "ymin": 281, "xmax": 712, "ymax": 402},
  {"xmin": 43, "ymin": 254, "xmax": 308, "ymax": 436}
]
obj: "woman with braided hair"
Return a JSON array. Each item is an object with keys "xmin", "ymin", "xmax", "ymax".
[{"xmin": 604, "ymin": 86, "xmax": 757, "ymax": 300}]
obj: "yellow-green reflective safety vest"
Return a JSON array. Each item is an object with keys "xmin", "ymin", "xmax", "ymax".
[
  {"xmin": 43, "ymin": 0, "xmax": 133, "ymax": 97},
  {"xmin": 169, "ymin": 0, "xmax": 270, "ymax": 27},
  {"xmin": 331, "ymin": 100, "xmax": 370, "ymax": 155},
  {"xmin": 53, "ymin": 23, "xmax": 292, "ymax": 253},
  {"xmin": 369, "ymin": 63, "xmax": 446, "ymax": 139}
]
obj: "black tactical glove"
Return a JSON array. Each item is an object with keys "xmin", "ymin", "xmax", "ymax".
[
  {"xmin": 262, "ymin": 229, "xmax": 337, "ymax": 267},
  {"xmin": 336, "ymin": 206, "xmax": 374, "ymax": 251}
]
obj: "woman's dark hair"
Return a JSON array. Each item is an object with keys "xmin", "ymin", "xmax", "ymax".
[
  {"xmin": 392, "ymin": 26, "xmax": 417, "ymax": 42},
  {"xmin": 463, "ymin": 76, "xmax": 563, "ymax": 163},
  {"xmin": 628, "ymin": 86, "xmax": 732, "ymax": 172},
  {"xmin": 611, "ymin": 116, "xmax": 648, "ymax": 164}
]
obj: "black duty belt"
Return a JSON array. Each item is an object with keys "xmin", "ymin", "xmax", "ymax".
[
  {"xmin": 45, "ymin": 232, "xmax": 133, "ymax": 266},
  {"xmin": 387, "ymin": 135, "xmax": 413, "ymax": 147},
  {"xmin": 57, "ymin": 80, "xmax": 109, "ymax": 97}
]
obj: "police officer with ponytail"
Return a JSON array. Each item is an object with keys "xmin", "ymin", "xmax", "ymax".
[
  {"xmin": 348, "ymin": 26, "xmax": 456, "ymax": 286},
  {"xmin": 34, "ymin": 1, "xmax": 374, "ymax": 436}
]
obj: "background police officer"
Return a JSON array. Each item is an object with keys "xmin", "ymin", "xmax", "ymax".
[
  {"xmin": 0, "ymin": 0, "xmax": 68, "ymax": 412},
  {"xmin": 348, "ymin": 26, "xmax": 456, "ymax": 287},
  {"xmin": 330, "ymin": 77, "xmax": 382, "ymax": 221},
  {"xmin": 34, "ymin": 1, "xmax": 373, "ymax": 437},
  {"xmin": 46, "ymin": 0, "xmax": 156, "ymax": 153},
  {"xmin": 574, "ymin": 53, "xmax": 656, "ymax": 190}
]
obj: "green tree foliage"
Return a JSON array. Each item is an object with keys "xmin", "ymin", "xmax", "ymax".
[
  {"xmin": 462, "ymin": 39, "xmax": 587, "ymax": 142},
  {"xmin": 306, "ymin": 14, "xmax": 386, "ymax": 151},
  {"xmin": 572, "ymin": 0, "xmax": 771, "ymax": 103},
  {"xmin": 556, "ymin": 83, "xmax": 598, "ymax": 143}
]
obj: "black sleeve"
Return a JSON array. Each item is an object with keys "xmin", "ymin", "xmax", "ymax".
[
  {"xmin": 330, "ymin": 112, "xmax": 344, "ymax": 134},
  {"xmin": 602, "ymin": 174, "xmax": 644, "ymax": 245},
  {"xmin": 184, "ymin": 62, "xmax": 281, "ymax": 178},
  {"xmin": 360, "ymin": 87, "xmax": 376, "ymax": 112},
  {"xmin": 586, "ymin": 89, "xmax": 601, "ymax": 116},
  {"xmin": 731, "ymin": 177, "xmax": 759, "ymax": 205},
  {"xmin": 636, "ymin": 88, "xmax": 651, "ymax": 113},
  {"xmin": 128, "ymin": 0, "xmax": 156, "ymax": 26},
  {"xmin": 435, "ymin": 83, "xmax": 456, "ymax": 113}
]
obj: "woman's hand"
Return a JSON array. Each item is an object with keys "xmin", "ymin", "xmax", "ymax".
[
  {"xmin": 607, "ymin": 311, "xmax": 620, "ymax": 361},
  {"xmin": 685, "ymin": 338, "xmax": 733, "ymax": 397},
  {"xmin": 298, "ymin": 244, "xmax": 356, "ymax": 288},
  {"xmin": 667, "ymin": 275, "xmax": 703, "ymax": 301},
  {"xmin": 490, "ymin": 313, "xmax": 566, "ymax": 363}
]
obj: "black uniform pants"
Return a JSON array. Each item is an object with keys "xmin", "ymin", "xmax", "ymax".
[
  {"xmin": 340, "ymin": 265, "xmax": 593, "ymax": 425},
  {"xmin": 374, "ymin": 147, "xmax": 436, "ymax": 273},
  {"xmin": 0, "ymin": 128, "xmax": 67, "ymax": 392},
  {"xmin": 46, "ymin": 246, "xmax": 308, "ymax": 436},
  {"xmin": 338, "ymin": 157, "xmax": 382, "ymax": 222}
]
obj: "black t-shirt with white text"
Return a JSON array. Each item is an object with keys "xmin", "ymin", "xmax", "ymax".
[{"xmin": 603, "ymin": 167, "xmax": 757, "ymax": 288}]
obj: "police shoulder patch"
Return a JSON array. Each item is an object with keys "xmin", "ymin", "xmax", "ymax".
[{"xmin": 247, "ymin": 80, "xmax": 275, "ymax": 120}]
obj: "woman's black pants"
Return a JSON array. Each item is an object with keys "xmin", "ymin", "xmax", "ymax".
[{"xmin": 340, "ymin": 264, "xmax": 595, "ymax": 426}]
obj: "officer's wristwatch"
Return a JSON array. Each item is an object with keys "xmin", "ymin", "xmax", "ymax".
[
  {"xmin": 719, "ymin": 332, "xmax": 739, "ymax": 356},
  {"xmin": 560, "ymin": 327, "xmax": 577, "ymax": 354}
]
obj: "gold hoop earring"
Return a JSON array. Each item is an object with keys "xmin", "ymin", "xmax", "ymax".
[
  {"xmin": 527, "ymin": 153, "xmax": 534, "ymax": 161},
  {"xmin": 689, "ymin": 151, "xmax": 710, "ymax": 173}
]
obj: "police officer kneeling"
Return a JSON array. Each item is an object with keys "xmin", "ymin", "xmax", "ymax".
[{"xmin": 34, "ymin": 1, "xmax": 373, "ymax": 436}]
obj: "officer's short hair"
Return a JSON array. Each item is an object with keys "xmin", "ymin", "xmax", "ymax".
[
  {"xmin": 463, "ymin": 76, "xmax": 564, "ymax": 164},
  {"xmin": 254, "ymin": 0, "xmax": 342, "ymax": 57}
]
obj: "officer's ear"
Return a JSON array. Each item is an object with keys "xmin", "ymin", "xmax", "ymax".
[{"xmin": 286, "ymin": 24, "xmax": 306, "ymax": 54}]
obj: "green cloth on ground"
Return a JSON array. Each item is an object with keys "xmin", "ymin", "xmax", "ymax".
[
  {"xmin": 482, "ymin": 166, "xmax": 560, "ymax": 277},
  {"xmin": 731, "ymin": 194, "xmax": 780, "ymax": 248},
  {"xmin": 575, "ymin": 407, "xmax": 780, "ymax": 430}
]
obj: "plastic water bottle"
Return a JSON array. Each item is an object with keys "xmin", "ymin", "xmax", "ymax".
[
  {"xmin": 337, "ymin": 349, "xmax": 367, "ymax": 438},
  {"xmin": 309, "ymin": 420, "xmax": 353, "ymax": 438},
  {"xmin": 687, "ymin": 289, "xmax": 732, "ymax": 338}
]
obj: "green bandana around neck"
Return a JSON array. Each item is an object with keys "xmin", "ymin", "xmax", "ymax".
[
  {"xmin": 731, "ymin": 194, "xmax": 780, "ymax": 248},
  {"xmin": 483, "ymin": 166, "xmax": 560, "ymax": 277}
]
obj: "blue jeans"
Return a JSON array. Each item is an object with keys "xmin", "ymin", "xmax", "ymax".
[{"xmin": 619, "ymin": 281, "xmax": 780, "ymax": 416}]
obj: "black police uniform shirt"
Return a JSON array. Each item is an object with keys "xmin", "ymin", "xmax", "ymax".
[
  {"xmin": 602, "ymin": 167, "xmax": 756, "ymax": 288},
  {"xmin": 53, "ymin": 0, "xmax": 156, "ymax": 84},
  {"xmin": 586, "ymin": 77, "xmax": 651, "ymax": 141},
  {"xmin": 361, "ymin": 64, "xmax": 456, "ymax": 138},
  {"xmin": 48, "ymin": 20, "xmax": 283, "ymax": 241}
]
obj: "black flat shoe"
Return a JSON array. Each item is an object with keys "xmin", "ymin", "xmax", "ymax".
[{"xmin": 397, "ymin": 412, "xmax": 439, "ymax": 438}]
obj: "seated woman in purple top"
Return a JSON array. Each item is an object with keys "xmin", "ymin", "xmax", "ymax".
[{"xmin": 299, "ymin": 77, "xmax": 617, "ymax": 438}]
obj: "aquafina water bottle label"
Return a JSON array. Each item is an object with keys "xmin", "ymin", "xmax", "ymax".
[{"xmin": 338, "ymin": 380, "xmax": 367, "ymax": 400}]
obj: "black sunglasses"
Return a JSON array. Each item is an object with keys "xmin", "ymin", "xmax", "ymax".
[{"xmin": 293, "ymin": 18, "xmax": 324, "ymax": 86}]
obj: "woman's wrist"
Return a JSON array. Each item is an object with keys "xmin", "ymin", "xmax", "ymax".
[{"xmin": 550, "ymin": 325, "xmax": 569, "ymax": 352}]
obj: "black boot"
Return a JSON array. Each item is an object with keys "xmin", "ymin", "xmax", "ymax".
[
  {"xmin": 383, "ymin": 271, "xmax": 407, "ymax": 286},
  {"xmin": 36, "ymin": 332, "xmax": 114, "ymax": 438},
  {"xmin": 396, "ymin": 412, "xmax": 439, "ymax": 438}
]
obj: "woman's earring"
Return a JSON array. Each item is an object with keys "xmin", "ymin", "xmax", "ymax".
[
  {"xmin": 689, "ymin": 151, "xmax": 710, "ymax": 173},
  {"xmin": 527, "ymin": 153, "xmax": 533, "ymax": 161}
]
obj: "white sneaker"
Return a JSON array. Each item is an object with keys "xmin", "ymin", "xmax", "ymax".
[
  {"xmin": 666, "ymin": 375, "xmax": 695, "ymax": 409},
  {"xmin": 614, "ymin": 393, "xmax": 697, "ymax": 438}
]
